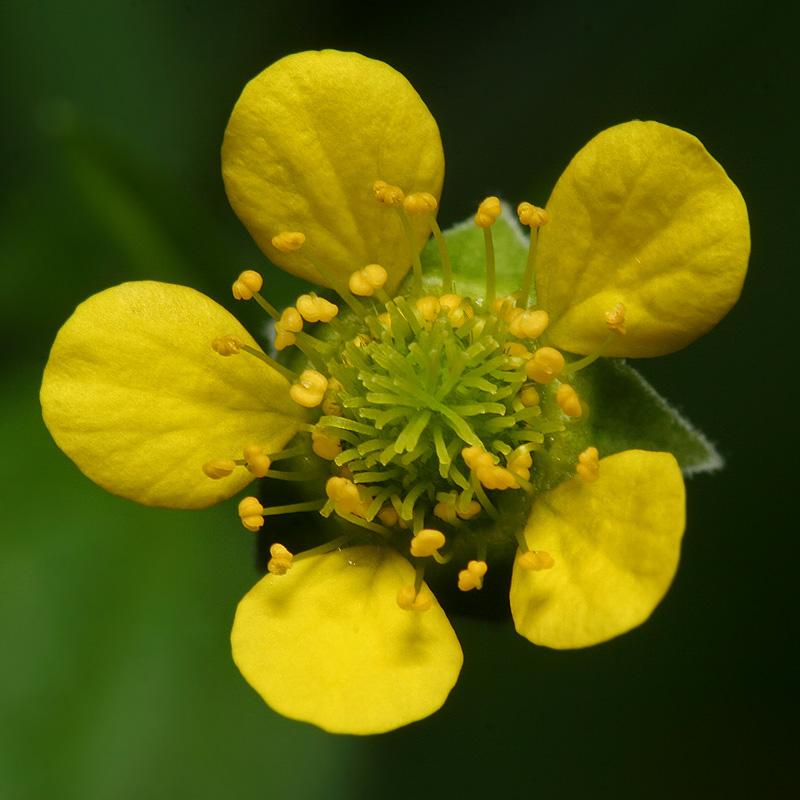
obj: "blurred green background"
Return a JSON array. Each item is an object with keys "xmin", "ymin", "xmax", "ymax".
[{"xmin": 1, "ymin": 0, "xmax": 796, "ymax": 797}]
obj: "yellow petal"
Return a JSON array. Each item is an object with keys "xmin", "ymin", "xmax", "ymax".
[
  {"xmin": 231, "ymin": 545, "xmax": 463, "ymax": 734},
  {"xmin": 510, "ymin": 450, "xmax": 685, "ymax": 649},
  {"xmin": 536, "ymin": 121, "xmax": 749, "ymax": 357},
  {"xmin": 222, "ymin": 50, "xmax": 444, "ymax": 292},
  {"xmin": 41, "ymin": 282, "xmax": 304, "ymax": 509}
]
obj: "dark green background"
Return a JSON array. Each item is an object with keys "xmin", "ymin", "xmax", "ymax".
[{"xmin": 1, "ymin": 1, "xmax": 796, "ymax": 797}]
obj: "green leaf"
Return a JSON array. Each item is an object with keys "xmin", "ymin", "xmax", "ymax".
[{"xmin": 575, "ymin": 358, "xmax": 722, "ymax": 475}]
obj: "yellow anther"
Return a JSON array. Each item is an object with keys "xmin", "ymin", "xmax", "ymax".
[
  {"xmin": 415, "ymin": 295, "xmax": 441, "ymax": 323},
  {"xmin": 525, "ymin": 347, "xmax": 565, "ymax": 383},
  {"xmin": 378, "ymin": 506, "xmax": 399, "ymax": 527},
  {"xmin": 410, "ymin": 529, "xmax": 446, "ymax": 558},
  {"xmin": 605, "ymin": 302, "xmax": 627, "ymax": 335},
  {"xmin": 271, "ymin": 231, "xmax": 306, "ymax": 252},
  {"xmin": 556, "ymin": 383, "xmax": 583, "ymax": 418},
  {"xmin": 491, "ymin": 295, "xmax": 516, "ymax": 321},
  {"xmin": 377, "ymin": 312, "xmax": 392, "ymax": 331},
  {"xmin": 296, "ymin": 294, "xmax": 339, "ymax": 323},
  {"xmin": 433, "ymin": 500, "xmax": 457, "ymax": 524},
  {"xmin": 458, "ymin": 560, "xmax": 488, "ymax": 592},
  {"xmin": 373, "ymin": 180, "xmax": 405, "ymax": 207},
  {"xmin": 474, "ymin": 196, "xmax": 502, "ymax": 228},
  {"xmin": 397, "ymin": 585, "xmax": 432, "ymax": 612},
  {"xmin": 517, "ymin": 202, "xmax": 550, "ymax": 229},
  {"xmin": 311, "ymin": 430, "xmax": 342, "ymax": 460},
  {"xmin": 439, "ymin": 294, "xmax": 473, "ymax": 327},
  {"xmin": 238, "ymin": 496, "xmax": 264, "ymax": 532},
  {"xmin": 243, "ymin": 444, "xmax": 271, "ymax": 477},
  {"xmin": 232, "ymin": 270, "xmax": 263, "ymax": 301},
  {"xmin": 403, "ymin": 192, "xmax": 438, "ymax": 214},
  {"xmin": 520, "ymin": 385, "xmax": 541, "ymax": 407},
  {"xmin": 504, "ymin": 341, "xmax": 533, "ymax": 361},
  {"xmin": 458, "ymin": 500, "xmax": 482, "ymax": 520},
  {"xmin": 279, "ymin": 307, "xmax": 304, "ymax": 333},
  {"xmin": 576, "ymin": 446, "xmax": 600, "ymax": 483},
  {"xmin": 349, "ymin": 264, "xmax": 388, "ymax": 296},
  {"xmin": 507, "ymin": 448, "xmax": 533, "ymax": 480},
  {"xmin": 461, "ymin": 445, "xmax": 494, "ymax": 471},
  {"xmin": 202, "ymin": 458, "xmax": 237, "ymax": 480},
  {"xmin": 476, "ymin": 463, "xmax": 519, "ymax": 490},
  {"xmin": 321, "ymin": 393, "xmax": 342, "ymax": 416},
  {"xmin": 519, "ymin": 550, "xmax": 555, "ymax": 571},
  {"xmin": 325, "ymin": 476, "xmax": 362, "ymax": 516},
  {"xmin": 267, "ymin": 543, "xmax": 294, "ymax": 575},
  {"xmin": 211, "ymin": 334, "xmax": 245, "ymax": 356},
  {"xmin": 508, "ymin": 308, "xmax": 549, "ymax": 339},
  {"xmin": 273, "ymin": 325, "xmax": 296, "ymax": 351},
  {"xmin": 289, "ymin": 369, "xmax": 328, "ymax": 408}
]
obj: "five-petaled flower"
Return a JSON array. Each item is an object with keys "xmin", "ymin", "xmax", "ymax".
[{"xmin": 41, "ymin": 50, "xmax": 749, "ymax": 734}]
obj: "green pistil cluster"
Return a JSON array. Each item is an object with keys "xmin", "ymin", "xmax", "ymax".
[{"xmin": 315, "ymin": 293, "xmax": 564, "ymax": 533}]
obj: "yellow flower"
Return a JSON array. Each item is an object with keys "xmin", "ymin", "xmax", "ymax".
[{"xmin": 40, "ymin": 50, "xmax": 749, "ymax": 734}]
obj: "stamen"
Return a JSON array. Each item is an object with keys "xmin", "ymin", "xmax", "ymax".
[
  {"xmin": 271, "ymin": 231, "xmax": 306, "ymax": 252},
  {"xmin": 325, "ymin": 476, "xmax": 362, "ymax": 516},
  {"xmin": 202, "ymin": 458, "xmax": 237, "ymax": 479},
  {"xmin": 519, "ymin": 385, "xmax": 541, "ymax": 407},
  {"xmin": 279, "ymin": 307, "xmax": 303, "ymax": 333},
  {"xmin": 508, "ymin": 308, "xmax": 549, "ymax": 340},
  {"xmin": 409, "ymin": 528, "xmax": 446, "ymax": 558},
  {"xmin": 516, "ymin": 202, "xmax": 549, "ymax": 307},
  {"xmin": 373, "ymin": 180, "xmax": 405, "ymax": 207},
  {"xmin": 604, "ymin": 302, "xmax": 627, "ymax": 335},
  {"xmin": 457, "ymin": 560, "xmax": 488, "ymax": 591},
  {"xmin": 378, "ymin": 505, "xmax": 399, "ymax": 526},
  {"xmin": 576, "ymin": 446, "xmax": 600, "ymax": 483},
  {"xmin": 474, "ymin": 197, "xmax": 501, "ymax": 305},
  {"xmin": 231, "ymin": 270, "xmax": 263, "ymax": 301},
  {"xmin": 349, "ymin": 264, "xmax": 388, "ymax": 297},
  {"xmin": 492, "ymin": 295, "xmax": 516, "ymax": 322},
  {"xmin": 273, "ymin": 325, "xmax": 296, "ymax": 351},
  {"xmin": 525, "ymin": 347, "xmax": 565, "ymax": 383},
  {"xmin": 296, "ymin": 294, "xmax": 339, "ymax": 323},
  {"xmin": 238, "ymin": 344, "xmax": 298, "ymax": 383},
  {"xmin": 507, "ymin": 447, "xmax": 533, "ymax": 480},
  {"xmin": 476, "ymin": 463, "xmax": 519, "ymax": 490},
  {"xmin": 243, "ymin": 444, "xmax": 271, "ymax": 477},
  {"xmin": 415, "ymin": 296, "xmax": 441, "ymax": 323},
  {"xmin": 238, "ymin": 496, "xmax": 265, "ymax": 531},
  {"xmin": 403, "ymin": 192, "xmax": 438, "ymax": 215},
  {"xmin": 211, "ymin": 335, "xmax": 244, "ymax": 356},
  {"xmin": 289, "ymin": 369, "xmax": 328, "ymax": 408},
  {"xmin": 311, "ymin": 430, "xmax": 342, "ymax": 460},
  {"xmin": 397, "ymin": 585, "xmax": 432, "ymax": 612},
  {"xmin": 274, "ymin": 231, "xmax": 365, "ymax": 317},
  {"xmin": 267, "ymin": 543, "xmax": 294, "ymax": 575},
  {"xmin": 474, "ymin": 196, "xmax": 502, "ymax": 228},
  {"xmin": 457, "ymin": 500, "xmax": 481, "ymax": 520},
  {"xmin": 439, "ymin": 294, "xmax": 473, "ymax": 328},
  {"xmin": 519, "ymin": 551, "xmax": 555, "ymax": 571},
  {"xmin": 556, "ymin": 383, "xmax": 583, "ymax": 418}
]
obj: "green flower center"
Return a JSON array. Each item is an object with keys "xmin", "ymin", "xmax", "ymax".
[{"xmin": 318, "ymin": 294, "xmax": 557, "ymax": 529}]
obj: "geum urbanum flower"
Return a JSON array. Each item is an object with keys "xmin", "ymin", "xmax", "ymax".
[{"xmin": 41, "ymin": 50, "xmax": 749, "ymax": 735}]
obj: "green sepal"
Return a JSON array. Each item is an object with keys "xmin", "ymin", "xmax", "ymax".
[
  {"xmin": 574, "ymin": 358, "xmax": 722, "ymax": 475},
  {"xmin": 417, "ymin": 203, "xmax": 529, "ymax": 299}
]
